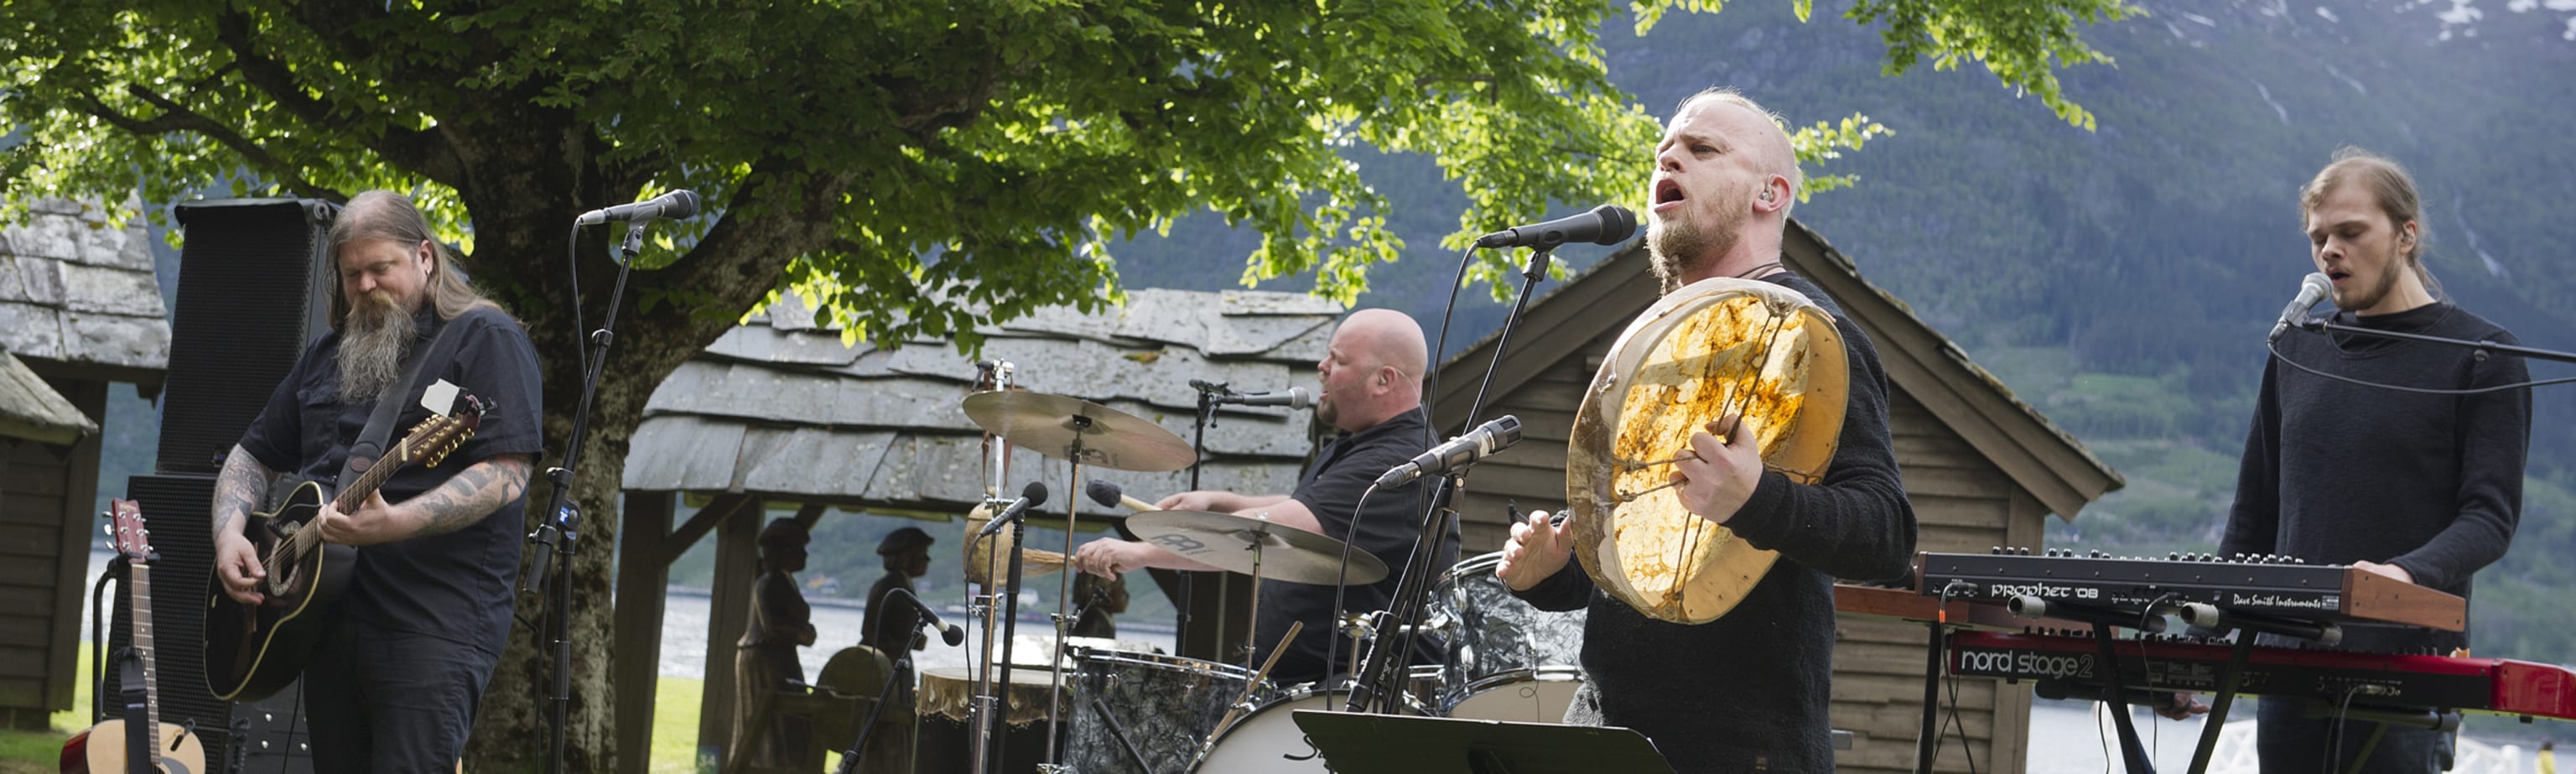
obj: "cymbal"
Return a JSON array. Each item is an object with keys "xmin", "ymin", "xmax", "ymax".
[
  {"xmin": 962, "ymin": 391, "xmax": 1196, "ymax": 472},
  {"xmin": 1124, "ymin": 509, "xmax": 1389, "ymax": 586}
]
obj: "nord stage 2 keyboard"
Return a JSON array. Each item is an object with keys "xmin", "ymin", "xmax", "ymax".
[{"xmin": 1914, "ymin": 549, "xmax": 2464, "ymax": 631}]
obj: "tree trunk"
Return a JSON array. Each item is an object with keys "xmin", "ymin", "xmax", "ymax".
[{"xmin": 444, "ymin": 124, "xmax": 834, "ymax": 771}]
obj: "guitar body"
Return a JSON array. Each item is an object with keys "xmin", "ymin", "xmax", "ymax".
[
  {"xmin": 61, "ymin": 719, "xmax": 206, "ymax": 774},
  {"xmin": 201, "ymin": 479, "xmax": 356, "ymax": 701}
]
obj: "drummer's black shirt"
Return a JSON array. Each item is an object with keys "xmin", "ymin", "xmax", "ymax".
[
  {"xmin": 1256, "ymin": 405, "xmax": 1456, "ymax": 686},
  {"xmin": 1513, "ymin": 272, "xmax": 1917, "ymax": 772}
]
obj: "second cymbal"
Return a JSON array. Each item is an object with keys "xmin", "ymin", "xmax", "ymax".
[
  {"xmin": 962, "ymin": 391, "xmax": 1196, "ymax": 472},
  {"xmin": 1124, "ymin": 509, "xmax": 1389, "ymax": 586}
]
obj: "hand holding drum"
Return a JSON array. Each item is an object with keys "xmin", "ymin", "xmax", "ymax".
[{"xmin": 1497, "ymin": 509, "xmax": 1573, "ymax": 591}]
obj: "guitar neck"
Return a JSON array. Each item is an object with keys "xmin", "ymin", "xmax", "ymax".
[
  {"xmin": 332, "ymin": 445, "xmax": 407, "ymax": 513},
  {"xmin": 128, "ymin": 560, "xmax": 161, "ymax": 756}
]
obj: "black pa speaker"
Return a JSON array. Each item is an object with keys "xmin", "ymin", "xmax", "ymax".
[
  {"xmin": 114, "ymin": 473, "xmax": 314, "ymax": 774},
  {"xmin": 156, "ymin": 199, "xmax": 339, "ymax": 474}
]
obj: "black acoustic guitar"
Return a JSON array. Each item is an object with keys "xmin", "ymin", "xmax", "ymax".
[{"xmin": 202, "ymin": 394, "xmax": 482, "ymax": 701}]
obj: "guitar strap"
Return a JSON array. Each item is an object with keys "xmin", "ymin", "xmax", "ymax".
[{"xmin": 336, "ymin": 316, "xmax": 471, "ymax": 488}]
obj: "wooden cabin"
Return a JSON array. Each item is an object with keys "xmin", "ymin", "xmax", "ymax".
[{"xmin": 0, "ymin": 199, "xmax": 169, "ymax": 730}]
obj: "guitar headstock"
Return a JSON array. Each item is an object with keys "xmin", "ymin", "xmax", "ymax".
[
  {"xmin": 105, "ymin": 498, "xmax": 150, "ymax": 564},
  {"xmin": 399, "ymin": 391, "xmax": 486, "ymax": 468}
]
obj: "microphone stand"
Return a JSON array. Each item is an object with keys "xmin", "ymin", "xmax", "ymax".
[
  {"xmin": 522, "ymin": 221, "xmax": 651, "ymax": 774},
  {"xmin": 1345, "ymin": 245, "xmax": 1556, "ymax": 714},
  {"xmin": 984, "ymin": 496, "xmax": 1036, "ymax": 772},
  {"xmin": 1177, "ymin": 381, "xmax": 1232, "ymax": 655},
  {"xmin": 2295, "ymin": 319, "xmax": 2576, "ymax": 366}
]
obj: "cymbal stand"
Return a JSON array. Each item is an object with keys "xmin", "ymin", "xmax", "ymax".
[
  {"xmin": 968, "ymin": 361, "xmax": 1013, "ymax": 774},
  {"xmin": 1239, "ymin": 526, "xmax": 1270, "ymax": 672},
  {"xmin": 1039, "ymin": 424, "xmax": 1093, "ymax": 766}
]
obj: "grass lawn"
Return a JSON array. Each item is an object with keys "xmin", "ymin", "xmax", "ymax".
[
  {"xmin": 4, "ymin": 647, "xmax": 772, "ymax": 774},
  {"xmin": 0, "ymin": 643, "xmax": 90, "ymax": 774}
]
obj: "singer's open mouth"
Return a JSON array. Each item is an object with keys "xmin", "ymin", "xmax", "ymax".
[
  {"xmin": 1654, "ymin": 179, "xmax": 1686, "ymax": 205},
  {"xmin": 2326, "ymin": 268, "xmax": 2351, "ymax": 283}
]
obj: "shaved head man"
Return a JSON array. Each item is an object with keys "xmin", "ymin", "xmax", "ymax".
[{"xmin": 1073, "ymin": 308, "xmax": 1455, "ymax": 687}]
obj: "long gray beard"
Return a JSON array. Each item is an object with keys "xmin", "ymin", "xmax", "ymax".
[{"xmin": 337, "ymin": 305, "xmax": 417, "ymax": 404}]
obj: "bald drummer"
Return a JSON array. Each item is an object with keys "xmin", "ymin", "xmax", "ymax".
[{"xmin": 1072, "ymin": 309, "xmax": 1454, "ymax": 686}]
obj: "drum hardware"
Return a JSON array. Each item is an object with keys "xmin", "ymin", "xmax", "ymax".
[
  {"xmin": 1190, "ymin": 620, "xmax": 1303, "ymax": 771},
  {"xmin": 1566, "ymin": 277, "xmax": 1850, "ymax": 624},
  {"xmin": 963, "ymin": 389, "xmax": 1196, "ymax": 770},
  {"xmin": 965, "ymin": 361, "xmax": 1015, "ymax": 774}
]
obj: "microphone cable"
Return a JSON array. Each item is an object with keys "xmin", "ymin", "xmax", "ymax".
[
  {"xmin": 1322, "ymin": 481, "xmax": 1384, "ymax": 705},
  {"xmin": 2267, "ymin": 336, "xmax": 2572, "ymax": 395}
]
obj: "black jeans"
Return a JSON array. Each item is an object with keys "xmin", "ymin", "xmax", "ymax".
[
  {"xmin": 304, "ymin": 616, "xmax": 502, "ymax": 772},
  {"xmin": 2257, "ymin": 699, "xmax": 2455, "ymax": 774}
]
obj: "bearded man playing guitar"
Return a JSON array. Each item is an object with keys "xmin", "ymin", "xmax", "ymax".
[{"xmin": 210, "ymin": 190, "xmax": 543, "ymax": 772}]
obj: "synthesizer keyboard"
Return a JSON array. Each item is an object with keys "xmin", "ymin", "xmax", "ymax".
[
  {"xmin": 1949, "ymin": 630, "xmax": 2576, "ymax": 722},
  {"xmin": 1914, "ymin": 549, "xmax": 2464, "ymax": 631}
]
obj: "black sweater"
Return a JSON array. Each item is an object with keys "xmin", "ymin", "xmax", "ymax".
[
  {"xmin": 2224, "ymin": 300, "xmax": 2529, "ymax": 655},
  {"xmin": 1514, "ymin": 273, "xmax": 1918, "ymax": 772}
]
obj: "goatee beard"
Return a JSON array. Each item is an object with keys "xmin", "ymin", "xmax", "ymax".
[
  {"xmin": 1648, "ymin": 220, "xmax": 1738, "ymax": 293},
  {"xmin": 338, "ymin": 296, "xmax": 417, "ymax": 403}
]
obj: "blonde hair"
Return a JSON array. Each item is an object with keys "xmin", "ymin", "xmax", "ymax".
[
  {"xmin": 325, "ymin": 190, "xmax": 503, "ymax": 328},
  {"xmin": 2301, "ymin": 148, "xmax": 2441, "ymax": 299}
]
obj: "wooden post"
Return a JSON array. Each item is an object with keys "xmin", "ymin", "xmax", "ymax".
[
  {"xmin": 614, "ymin": 491, "xmax": 675, "ymax": 774},
  {"xmin": 694, "ymin": 495, "xmax": 763, "ymax": 770}
]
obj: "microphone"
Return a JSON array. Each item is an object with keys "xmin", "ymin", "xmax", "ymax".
[
  {"xmin": 1085, "ymin": 480, "xmax": 1159, "ymax": 512},
  {"xmin": 1212, "ymin": 387, "xmax": 1311, "ymax": 410},
  {"xmin": 1472, "ymin": 205, "xmax": 1638, "ymax": 249},
  {"xmin": 575, "ymin": 190, "xmax": 702, "ymax": 226},
  {"xmin": 1374, "ymin": 415, "xmax": 1524, "ymax": 487},
  {"xmin": 884, "ymin": 587, "xmax": 966, "ymax": 647},
  {"xmin": 2267, "ymin": 272, "xmax": 2333, "ymax": 345},
  {"xmin": 974, "ymin": 481, "xmax": 1049, "ymax": 538}
]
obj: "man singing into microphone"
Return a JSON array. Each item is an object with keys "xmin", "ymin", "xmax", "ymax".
[
  {"xmin": 2158, "ymin": 149, "xmax": 2529, "ymax": 773},
  {"xmin": 1071, "ymin": 308, "xmax": 1453, "ymax": 686},
  {"xmin": 1496, "ymin": 87, "xmax": 1917, "ymax": 771}
]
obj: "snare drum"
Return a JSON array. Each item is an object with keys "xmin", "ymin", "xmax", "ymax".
[
  {"xmin": 1193, "ymin": 681, "xmax": 1426, "ymax": 772},
  {"xmin": 1065, "ymin": 648, "xmax": 1277, "ymax": 774},
  {"xmin": 1428, "ymin": 551, "xmax": 1589, "ymax": 719}
]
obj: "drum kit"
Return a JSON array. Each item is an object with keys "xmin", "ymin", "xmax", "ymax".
[
  {"xmin": 943, "ymin": 366, "xmax": 1598, "ymax": 774},
  {"xmin": 933, "ymin": 279, "xmax": 1841, "ymax": 771}
]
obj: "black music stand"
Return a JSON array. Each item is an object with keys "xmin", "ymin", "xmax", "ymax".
[{"xmin": 1291, "ymin": 711, "xmax": 1675, "ymax": 774}]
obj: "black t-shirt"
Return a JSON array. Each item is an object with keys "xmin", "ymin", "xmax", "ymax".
[
  {"xmin": 237, "ymin": 305, "xmax": 545, "ymax": 655},
  {"xmin": 1255, "ymin": 406, "xmax": 1456, "ymax": 686}
]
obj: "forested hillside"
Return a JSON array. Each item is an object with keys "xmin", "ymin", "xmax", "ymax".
[{"xmin": 1115, "ymin": 0, "xmax": 2576, "ymax": 668}]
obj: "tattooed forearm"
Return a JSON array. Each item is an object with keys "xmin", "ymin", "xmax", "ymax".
[
  {"xmin": 213, "ymin": 445, "xmax": 279, "ymax": 536},
  {"xmin": 402, "ymin": 455, "xmax": 533, "ymax": 539}
]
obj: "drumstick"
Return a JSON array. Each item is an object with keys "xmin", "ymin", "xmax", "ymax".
[
  {"xmin": 1084, "ymin": 479, "xmax": 1161, "ymax": 512},
  {"xmin": 1193, "ymin": 621, "xmax": 1303, "ymax": 766}
]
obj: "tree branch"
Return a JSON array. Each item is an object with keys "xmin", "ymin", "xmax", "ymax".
[
  {"xmin": 77, "ymin": 83, "xmax": 342, "ymax": 201},
  {"xmin": 212, "ymin": 5, "xmax": 463, "ymax": 184}
]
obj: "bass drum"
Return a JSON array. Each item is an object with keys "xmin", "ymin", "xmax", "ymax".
[{"xmin": 1192, "ymin": 683, "xmax": 1426, "ymax": 773}]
